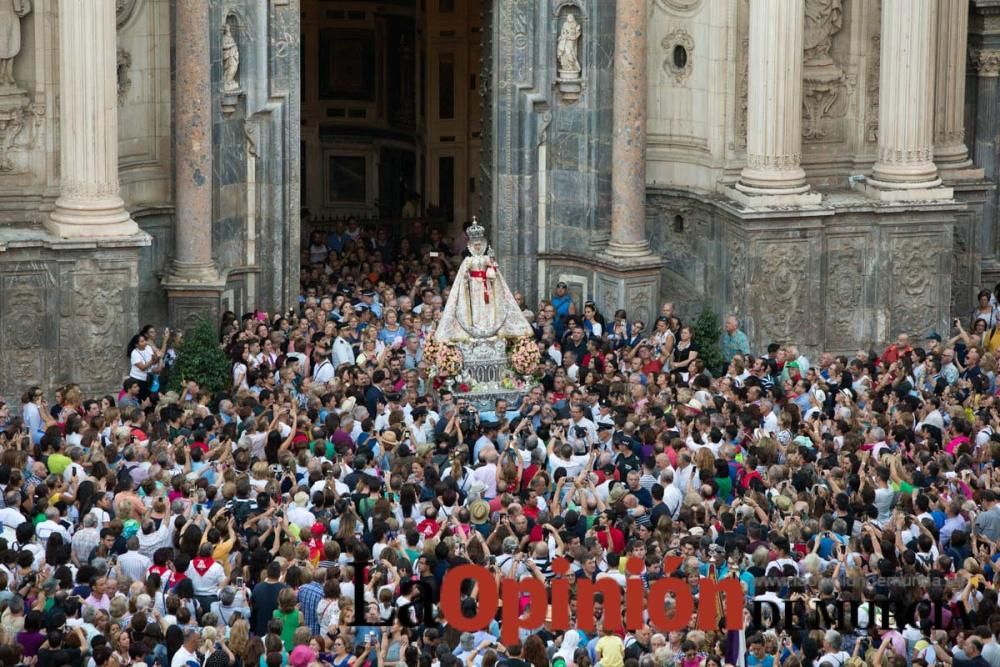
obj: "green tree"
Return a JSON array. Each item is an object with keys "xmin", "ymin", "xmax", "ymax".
[
  {"xmin": 693, "ymin": 308, "xmax": 725, "ymax": 377},
  {"xmin": 167, "ymin": 318, "xmax": 231, "ymax": 394}
]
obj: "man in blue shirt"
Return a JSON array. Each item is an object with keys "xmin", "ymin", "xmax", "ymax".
[{"xmin": 721, "ymin": 316, "xmax": 751, "ymax": 363}]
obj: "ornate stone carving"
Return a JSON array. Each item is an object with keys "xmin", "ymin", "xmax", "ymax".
[
  {"xmin": 825, "ymin": 239, "xmax": 864, "ymax": 348},
  {"xmin": 727, "ymin": 237, "xmax": 747, "ymax": 315},
  {"xmin": 970, "ymin": 49, "xmax": 1000, "ymax": 77},
  {"xmin": 4, "ymin": 289, "xmax": 42, "ymax": 350},
  {"xmin": 628, "ymin": 287, "xmax": 652, "ymax": 327},
  {"xmin": 69, "ymin": 272, "xmax": 126, "ymax": 386},
  {"xmin": 802, "ymin": 0, "xmax": 846, "ymax": 140},
  {"xmin": 890, "ymin": 237, "xmax": 936, "ymax": 337},
  {"xmin": 653, "ymin": 0, "xmax": 703, "ymax": 14},
  {"xmin": 116, "ymin": 0, "xmax": 139, "ymax": 28},
  {"xmin": 557, "ymin": 13, "xmax": 581, "ymax": 78},
  {"xmin": 555, "ymin": 8, "xmax": 582, "ymax": 103},
  {"xmin": 117, "ymin": 49, "xmax": 132, "ymax": 107},
  {"xmin": 0, "ymin": 100, "xmax": 43, "ymax": 173},
  {"xmin": 865, "ymin": 36, "xmax": 880, "ymax": 143},
  {"xmin": 0, "ymin": 0, "xmax": 30, "ymax": 96},
  {"xmin": 222, "ymin": 21, "xmax": 241, "ymax": 93},
  {"xmin": 803, "ymin": 0, "xmax": 842, "ymax": 65},
  {"xmin": 661, "ymin": 29, "xmax": 694, "ymax": 85},
  {"xmin": 754, "ymin": 242, "xmax": 808, "ymax": 344},
  {"xmin": 737, "ymin": 37, "xmax": 749, "ymax": 148},
  {"xmin": 221, "ymin": 15, "xmax": 243, "ymax": 115},
  {"xmin": 951, "ymin": 225, "xmax": 972, "ymax": 317}
]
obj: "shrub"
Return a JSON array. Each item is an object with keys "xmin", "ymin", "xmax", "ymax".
[
  {"xmin": 167, "ymin": 318, "xmax": 231, "ymax": 394},
  {"xmin": 692, "ymin": 308, "xmax": 725, "ymax": 377}
]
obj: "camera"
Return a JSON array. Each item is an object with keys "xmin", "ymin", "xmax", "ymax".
[{"xmin": 573, "ymin": 426, "xmax": 587, "ymax": 438}]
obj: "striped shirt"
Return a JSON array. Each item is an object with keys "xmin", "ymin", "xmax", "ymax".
[
  {"xmin": 117, "ymin": 550, "xmax": 152, "ymax": 583},
  {"xmin": 72, "ymin": 527, "xmax": 100, "ymax": 565}
]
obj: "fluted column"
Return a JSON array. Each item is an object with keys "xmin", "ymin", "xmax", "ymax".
[
  {"xmin": 46, "ymin": 0, "xmax": 138, "ymax": 238},
  {"xmin": 165, "ymin": 0, "xmax": 220, "ymax": 285},
  {"xmin": 608, "ymin": 0, "xmax": 651, "ymax": 258},
  {"xmin": 731, "ymin": 0, "xmax": 819, "ymax": 207},
  {"xmin": 934, "ymin": 0, "xmax": 977, "ymax": 175},
  {"xmin": 865, "ymin": 0, "xmax": 951, "ymax": 199}
]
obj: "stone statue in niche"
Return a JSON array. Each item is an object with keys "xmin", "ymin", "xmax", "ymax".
[
  {"xmin": 802, "ymin": 0, "xmax": 845, "ymax": 140},
  {"xmin": 222, "ymin": 21, "xmax": 240, "ymax": 93},
  {"xmin": 803, "ymin": 0, "xmax": 842, "ymax": 67},
  {"xmin": 557, "ymin": 13, "xmax": 581, "ymax": 79},
  {"xmin": 0, "ymin": 0, "xmax": 30, "ymax": 91}
]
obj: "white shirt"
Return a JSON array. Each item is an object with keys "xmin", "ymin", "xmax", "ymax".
[
  {"xmin": 171, "ymin": 646, "xmax": 200, "ymax": 667},
  {"xmin": 130, "ymin": 347, "xmax": 154, "ymax": 381},
  {"xmin": 313, "ymin": 359, "xmax": 335, "ymax": 384},
  {"xmin": 36, "ymin": 520, "xmax": 71, "ymax": 547},
  {"xmin": 333, "ymin": 337, "xmax": 356, "ymax": 369}
]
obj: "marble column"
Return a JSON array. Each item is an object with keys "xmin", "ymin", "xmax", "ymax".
[
  {"xmin": 732, "ymin": 0, "xmax": 820, "ymax": 207},
  {"xmin": 163, "ymin": 0, "xmax": 223, "ymax": 324},
  {"xmin": 46, "ymin": 0, "xmax": 139, "ymax": 238},
  {"xmin": 934, "ymin": 0, "xmax": 979, "ymax": 177},
  {"xmin": 608, "ymin": 0, "xmax": 651, "ymax": 257},
  {"xmin": 863, "ymin": 0, "xmax": 952, "ymax": 200}
]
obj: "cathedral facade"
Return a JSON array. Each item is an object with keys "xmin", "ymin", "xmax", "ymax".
[{"xmin": 0, "ymin": 0, "xmax": 997, "ymax": 394}]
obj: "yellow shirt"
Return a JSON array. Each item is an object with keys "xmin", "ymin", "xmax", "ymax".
[{"xmin": 596, "ymin": 635, "xmax": 625, "ymax": 667}]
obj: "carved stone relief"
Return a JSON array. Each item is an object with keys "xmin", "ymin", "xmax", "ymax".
[
  {"xmin": 67, "ymin": 271, "xmax": 127, "ymax": 386},
  {"xmin": 727, "ymin": 236, "xmax": 748, "ymax": 316},
  {"xmin": 802, "ymin": 0, "xmax": 848, "ymax": 141},
  {"xmin": 970, "ymin": 49, "xmax": 1000, "ymax": 77},
  {"xmin": 117, "ymin": 49, "xmax": 132, "ymax": 107},
  {"xmin": 825, "ymin": 237, "xmax": 864, "ymax": 348},
  {"xmin": 0, "ymin": 0, "xmax": 29, "ymax": 92},
  {"xmin": 889, "ymin": 237, "xmax": 936, "ymax": 337},
  {"xmin": 865, "ymin": 35, "xmax": 880, "ymax": 144},
  {"xmin": 116, "ymin": 0, "xmax": 140, "ymax": 28},
  {"xmin": 737, "ymin": 37, "xmax": 748, "ymax": 148},
  {"xmin": 661, "ymin": 29, "xmax": 694, "ymax": 85},
  {"xmin": 753, "ymin": 242, "xmax": 808, "ymax": 344},
  {"xmin": 0, "ymin": 101, "xmax": 44, "ymax": 173}
]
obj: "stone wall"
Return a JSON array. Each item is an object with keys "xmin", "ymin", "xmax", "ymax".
[
  {"xmin": 0, "ymin": 236, "xmax": 145, "ymax": 397},
  {"xmin": 648, "ymin": 187, "xmax": 962, "ymax": 357}
]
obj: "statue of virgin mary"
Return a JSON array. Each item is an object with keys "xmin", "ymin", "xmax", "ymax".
[{"xmin": 435, "ymin": 218, "xmax": 532, "ymax": 342}]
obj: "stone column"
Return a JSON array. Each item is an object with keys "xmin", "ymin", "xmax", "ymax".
[
  {"xmin": 934, "ymin": 0, "xmax": 980, "ymax": 179},
  {"xmin": 46, "ymin": 0, "xmax": 139, "ymax": 238},
  {"xmin": 731, "ymin": 0, "xmax": 820, "ymax": 208},
  {"xmin": 595, "ymin": 1, "xmax": 662, "ymax": 328},
  {"xmin": 163, "ymin": 0, "xmax": 223, "ymax": 325},
  {"xmin": 608, "ymin": 0, "xmax": 651, "ymax": 257},
  {"xmin": 861, "ymin": 0, "xmax": 952, "ymax": 200}
]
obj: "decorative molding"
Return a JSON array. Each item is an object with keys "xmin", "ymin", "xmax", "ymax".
[
  {"xmin": 652, "ymin": 0, "xmax": 704, "ymax": 16},
  {"xmin": 970, "ymin": 48, "xmax": 1000, "ymax": 77},
  {"xmin": 737, "ymin": 37, "xmax": 749, "ymax": 148},
  {"xmin": 661, "ymin": 29, "xmax": 694, "ymax": 85}
]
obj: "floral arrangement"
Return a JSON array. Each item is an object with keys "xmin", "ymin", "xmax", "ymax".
[
  {"xmin": 509, "ymin": 336, "xmax": 541, "ymax": 376},
  {"xmin": 434, "ymin": 341, "xmax": 464, "ymax": 377}
]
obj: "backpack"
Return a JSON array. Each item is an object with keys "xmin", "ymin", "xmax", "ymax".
[{"xmin": 117, "ymin": 463, "xmax": 137, "ymax": 485}]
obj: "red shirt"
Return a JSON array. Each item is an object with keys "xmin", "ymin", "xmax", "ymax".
[
  {"xmin": 595, "ymin": 526, "xmax": 626, "ymax": 554},
  {"xmin": 417, "ymin": 518, "xmax": 439, "ymax": 538}
]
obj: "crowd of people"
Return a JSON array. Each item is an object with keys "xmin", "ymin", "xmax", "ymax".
[{"xmin": 2, "ymin": 217, "xmax": 1000, "ymax": 667}]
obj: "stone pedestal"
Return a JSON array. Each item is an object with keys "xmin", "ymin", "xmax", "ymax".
[
  {"xmin": 164, "ymin": 0, "xmax": 223, "ymax": 323},
  {"xmin": 729, "ymin": 0, "xmax": 821, "ymax": 208},
  {"xmin": 47, "ymin": 0, "xmax": 139, "ymax": 238},
  {"xmin": 858, "ymin": 0, "xmax": 953, "ymax": 201},
  {"xmin": 0, "ymin": 230, "xmax": 148, "ymax": 397}
]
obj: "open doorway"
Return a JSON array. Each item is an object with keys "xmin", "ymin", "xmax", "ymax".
[{"xmin": 299, "ymin": 0, "xmax": 487, "ymax": 243}]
